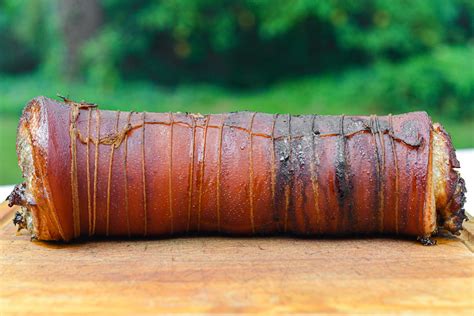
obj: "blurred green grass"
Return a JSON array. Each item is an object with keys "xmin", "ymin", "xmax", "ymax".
[
  {"xmin": 0, "ymin": 117, "xmax": 18, "ymax": 184},
  {"xmin": 1, "ymin": 65, "xmax": 472, "ymax": 185}
]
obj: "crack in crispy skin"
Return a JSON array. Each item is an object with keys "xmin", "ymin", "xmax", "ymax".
[{"xmin": 11, "ymin": 96, "xmax": 467, "ymax": 243}]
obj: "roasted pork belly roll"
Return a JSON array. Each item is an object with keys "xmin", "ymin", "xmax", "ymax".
[{"xmin": 8, "ymin": 96, "xmax": 466, "ymax": 244}]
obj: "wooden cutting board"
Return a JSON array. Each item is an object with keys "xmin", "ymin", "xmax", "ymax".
[{"xmin": 0, "ymin": 201, "xmax": 473, "ymax": 314}]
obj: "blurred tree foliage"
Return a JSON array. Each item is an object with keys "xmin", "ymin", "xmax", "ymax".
[
  {"xmin": 0, "ymin": 0, "xmax": 48, "ymax": 72},
  {"xmin": 83, "ymin": 0, "xmax": 473, "ymax": 87},
  {"xmin": 0, "ymin": 0, "xmax": 472, "ymax": 117}
]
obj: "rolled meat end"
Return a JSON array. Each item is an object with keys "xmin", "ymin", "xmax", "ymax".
[{"xmin": 8, "ymin": 96, "xmax": 467, "ymax": 244}]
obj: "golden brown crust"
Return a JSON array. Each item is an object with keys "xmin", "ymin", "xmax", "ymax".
[
  {"xmin": 16, "ymin": 97, "xmax": 65, "ymax": 240},
  {"xmin": 432, "ymin": 123, "xmax": 467, "ymax": 235},
  {"xmin": 421, "ymin": 127, "xmax": 436, "ymax": 238}
]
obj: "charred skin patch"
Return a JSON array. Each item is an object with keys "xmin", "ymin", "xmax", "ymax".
[
  {"xmin": 287, "ymin": 114, "xmax": 314, "ymax": 234},
  {"xmin": 273, "ymin": 114, "xmax": 292, "ymax": 232},
  {"xmin": 334, "ymin": 116, "xmax": 355, "ymax": 232},
  {"xmin": 334, "ymin": 117, "xmax": 347, "ymax": 222}
]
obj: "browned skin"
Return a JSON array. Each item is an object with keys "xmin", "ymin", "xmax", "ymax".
[
  {"xmin": 432, "ymin": 123, "xmax": 467, "ymax": 235},
  {"xmin": 10, "ymin": 97, "xmax": 466, "ymax": 242}
]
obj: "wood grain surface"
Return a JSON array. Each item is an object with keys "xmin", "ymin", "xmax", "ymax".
[{"xmin": 0, "ymin": 201, "xmax": 473, "ymax": 314}]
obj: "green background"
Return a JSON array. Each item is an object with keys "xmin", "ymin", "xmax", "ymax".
[{"xmin": 0, "ymin": 0, "xmax": 473, "ymax": 185}]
